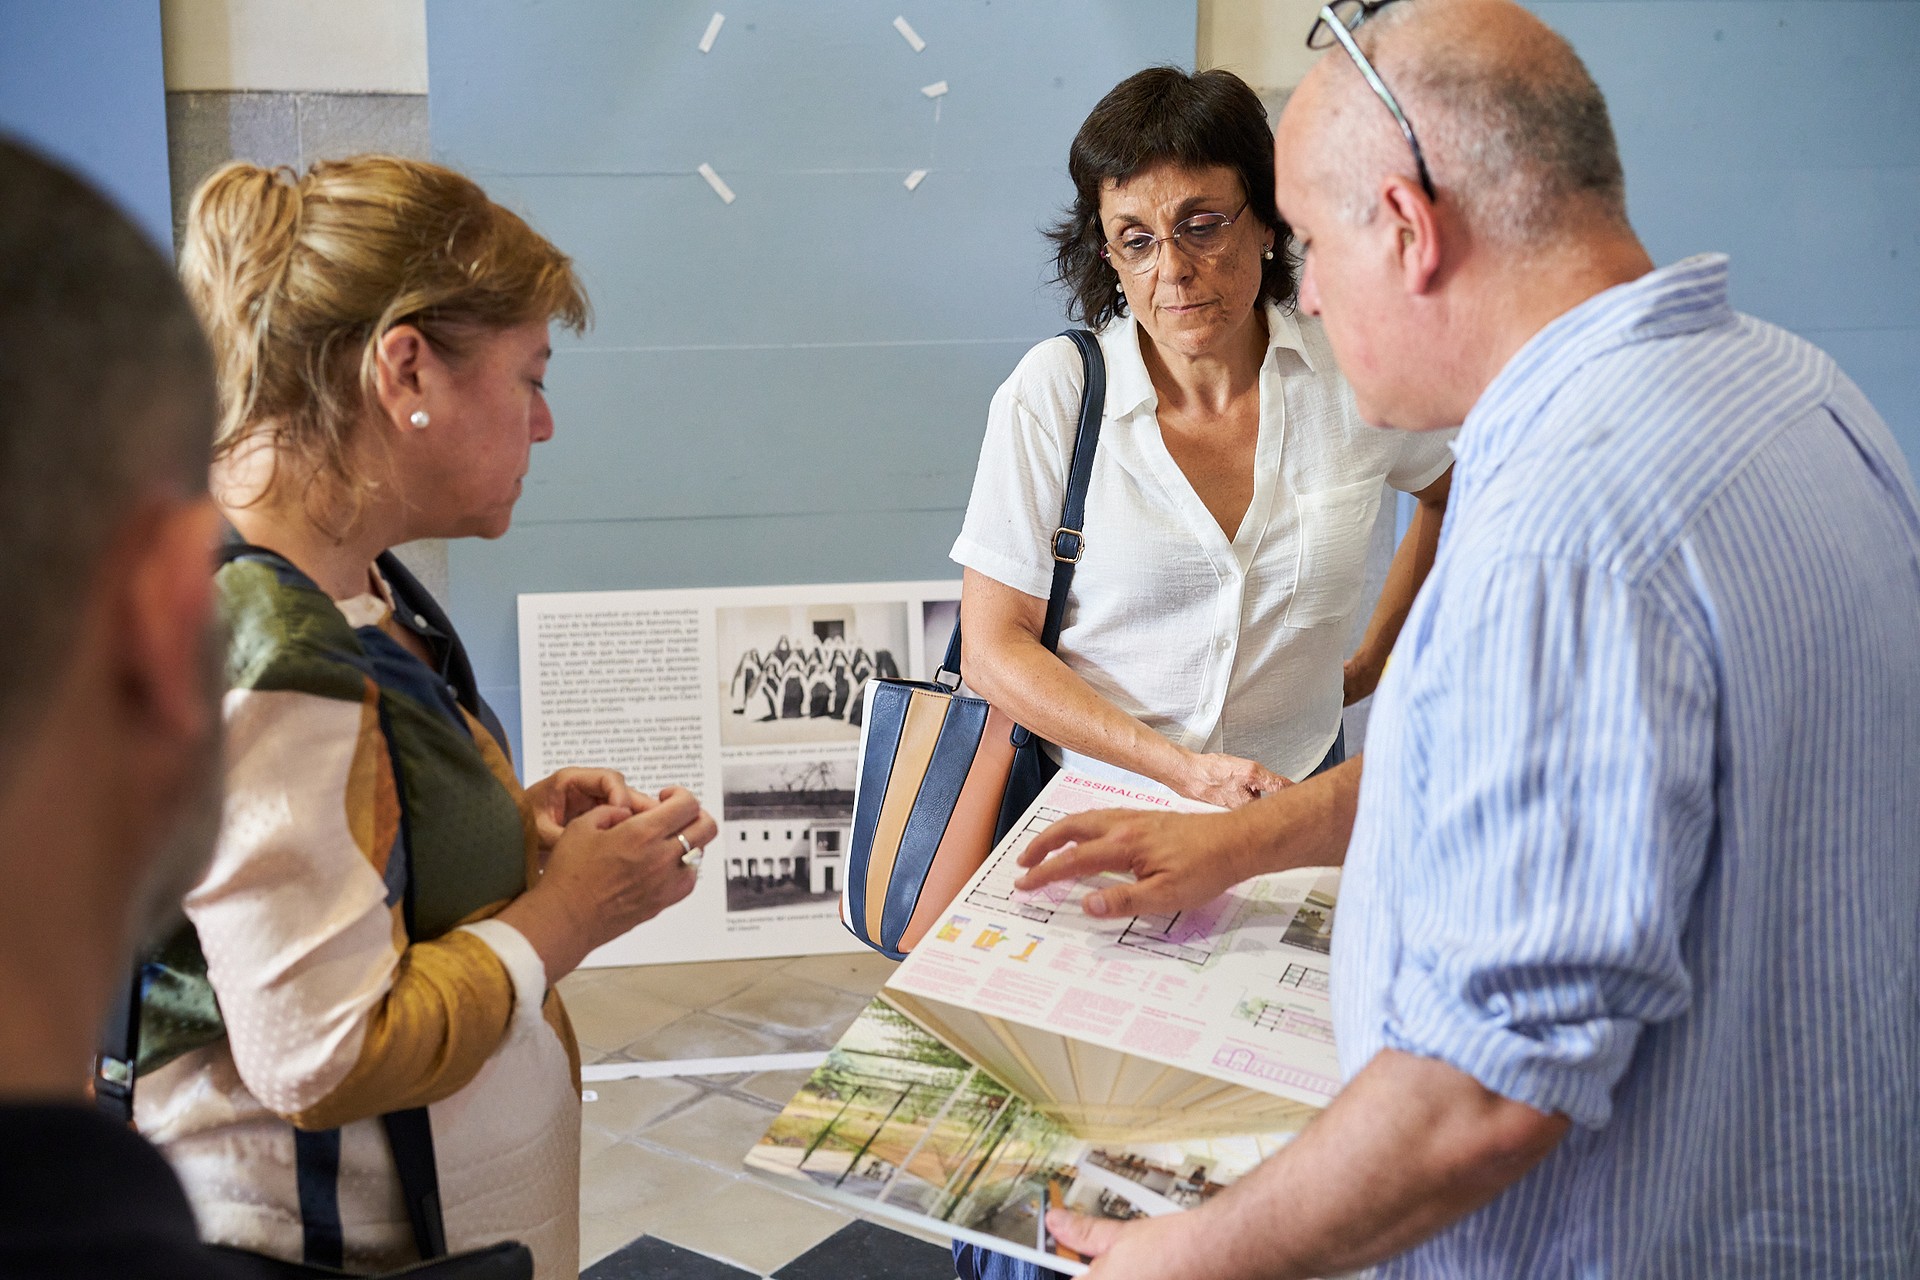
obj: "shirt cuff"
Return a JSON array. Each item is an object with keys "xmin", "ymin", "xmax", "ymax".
[
  {"xmin": 456, "ymin": 919, "xmax": 548, "ymax": 1025},
  {"xmin": 950, "ymin": 533, "xmax": 1054, "ymax": 600}
]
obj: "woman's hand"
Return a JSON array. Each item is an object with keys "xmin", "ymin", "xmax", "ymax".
[
  {"xmin": 524, "ymin": 767, "xmax": 655, "ymax": 850},
  {"xmin": 1176, "ymin": 750, "xmax": 1290, "ymax": 809},
  {"xmin": 1343, "ymin": 650, "xmax": 1386, "ymax": 705},
  {"xmin": 496, "ymin": 786, "xmax": 716, "ymax": 984}
]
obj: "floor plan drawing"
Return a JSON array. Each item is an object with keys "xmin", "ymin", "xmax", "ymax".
[
  {"xmin": 963, "ymin": 807, "xmax": 1071, "ymax": 923},
  {"xmin": 1276, "ymin": 961, "xmax": 1328, "ymax": 995},
  {"xmin": 888, "ymin": 771, "xmax": 1347, "ymax": 1122},
  {"xmin": 1116, "ymin": 906, "xmax": 1232, "ymax": 967}
]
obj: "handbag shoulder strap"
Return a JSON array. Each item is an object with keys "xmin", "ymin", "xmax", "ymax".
[
  {"xmin": 1041, "ymin": 328, "xmax": 1107, "ymax": 649},
  {"xmin": 940, "ymin": 328, "xmax": 1108, "ymax": 681}
]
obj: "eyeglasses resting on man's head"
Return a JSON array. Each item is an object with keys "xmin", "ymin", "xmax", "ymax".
[
  {"xmin": 1101, "ymin": 200, "xmax": 1253, "ymax": 275},
  {"xmin": 1307, "ymin": 0, "xmax": 1438, "ymax": 202}
]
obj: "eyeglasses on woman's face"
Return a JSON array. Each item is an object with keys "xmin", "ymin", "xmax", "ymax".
[{"xmin": 1100, "ymin": 200, "xmax": 1252, "ymax": 275}]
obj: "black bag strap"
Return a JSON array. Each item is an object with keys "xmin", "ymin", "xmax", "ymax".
[
  {"xmin": 1041, "ymin": 328, "xmax": 1107, "ymax": 648},
  {"xmin": 93, "ymin": 955, "xmax": 140, "ymax": 1123},
  {"xmin": 97, "ymin": 538, "xmax": 453, "ymax": 1267},
  {"xmin": 940, "ymin": 328, "xmax": 1107, "ymax": 689},
  {"xmin": 383, "ymin": 1108, "xmax": 449, "ymax": 1259}
]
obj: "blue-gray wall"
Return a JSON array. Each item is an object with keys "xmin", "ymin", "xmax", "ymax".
[
  {"xmin": 427, "ymin": 1, "xmax": 1194, "ymax": 753},
  {"xmin": 0, "ymin": 0, "xmax": 172, "ymax": 253},
  {"xmin": 428, "ymin": 1, "xmax": 1919, "ymax": 759},
  {"xmin": 1534, "ymin": 0, "xmax": 1919, "ymax": 466}
]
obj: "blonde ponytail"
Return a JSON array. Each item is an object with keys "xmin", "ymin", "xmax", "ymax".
[{"xmin": 182, "ymin": 164, "xmax": 303, "ymax": 456}]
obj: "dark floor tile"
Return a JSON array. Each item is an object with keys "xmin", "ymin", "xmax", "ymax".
[
  {"xmin": 585, "ymin": 1234, "xmax": 758, "ymax": 1280},
  {"xmin": 772, "ymin": 1219, "xmax": 956, "ymax": 1280}
]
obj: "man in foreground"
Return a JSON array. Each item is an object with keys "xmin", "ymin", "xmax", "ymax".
[
  {"xmin": 0, "ymin": 138, "xmax": 248, "ymax": 1276},
  {"xmin": 1024, "ymin": 2, "xmax": 1920, "ymax": 1274}
]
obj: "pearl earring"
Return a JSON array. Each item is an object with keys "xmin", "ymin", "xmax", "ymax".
[
  {"xmin": 409, "ymin": 410, "xmax": 430, "ymax": 429},
  {"xmin": 1262, "ymin": 246, "xmax": 1275, "ymax": 261}
]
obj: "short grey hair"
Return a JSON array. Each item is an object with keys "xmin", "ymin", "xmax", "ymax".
[
  {"xmin": 0, "ymin": 138, "xmax": 215, "ymax": 761},
  {"xmin": 1331, "ymin": 2, "xmax": 1629, "ymax": 246}
]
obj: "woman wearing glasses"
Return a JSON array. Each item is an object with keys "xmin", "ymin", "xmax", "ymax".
[{"xmin": 951, "ymin": 67, "xmax": 1453, "ymax": 822}]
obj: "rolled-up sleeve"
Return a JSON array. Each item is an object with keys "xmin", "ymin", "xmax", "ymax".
[
  {"xmin": 1379, "ymin": 554, "xmax": 1718, "ymax": 1128},
  {"xmin": 1384, "ymin": 427, "xmax": 1455, "ymax": 494}
]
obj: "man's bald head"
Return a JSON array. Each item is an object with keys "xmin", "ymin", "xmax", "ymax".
[{"xmin": 1288, "ymin": 0, "xmax": 1628, "ymax": 249}]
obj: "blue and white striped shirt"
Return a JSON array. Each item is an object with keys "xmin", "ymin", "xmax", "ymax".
[{"xmin": 1335, "ymin": 255, "xmax": 1920, "ymax": 1276}]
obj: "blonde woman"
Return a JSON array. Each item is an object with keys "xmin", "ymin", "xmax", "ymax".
[{"xmin": 131, "ymin": 157, "xmax": 713, "ymax": 1277}]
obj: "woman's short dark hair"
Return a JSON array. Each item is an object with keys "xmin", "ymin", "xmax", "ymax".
[{"xmin": 1048, "ymin": 66, "xmax": 1297, "ymax": 329}]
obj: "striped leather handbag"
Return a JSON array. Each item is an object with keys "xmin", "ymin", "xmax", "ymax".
[{"xmin": 842, "ymin": 329, "xmax": 1106, "ymax": 958}]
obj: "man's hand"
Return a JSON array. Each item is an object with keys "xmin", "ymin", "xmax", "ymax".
[
  {"xmin": 524, "ymin": 766, "xmax": 655, "ymax": 849},
  {"xmin": 1046, "ymin": 1050, "xmax": 1569, "ymax": 1280},
  {"xmin": 1016, "ymin": 759, "xmax": 1365, "ymax": 918},
  {"xmin": 1014, "ymin": 808, "xmax": 1252, "ymax": 919},
  {"xmin": 1047, "ymin": 1207, "xmax": 1204, "ymax": 1278}
]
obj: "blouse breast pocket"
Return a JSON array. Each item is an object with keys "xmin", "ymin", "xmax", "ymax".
[{"xmin": 1280, "ymin": 475, "xmax": 1386, "ymax": 630}]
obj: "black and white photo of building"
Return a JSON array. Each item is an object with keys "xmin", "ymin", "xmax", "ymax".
[{"xmin": 721, "ymin": 759, "xmax": 855, "ymax": 913}]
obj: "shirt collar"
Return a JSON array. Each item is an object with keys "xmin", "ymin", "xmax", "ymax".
[
  {"xmin": 1455, "ymin": 253, "xmax": 1737, "ymax": 479},
  {"xmin": 1098, "ymin": 300, "xmax": 1315, "ymax": 420},
  {"xmin": 335, "ymin": 566, "xmax": 396, "ymax": 630}
]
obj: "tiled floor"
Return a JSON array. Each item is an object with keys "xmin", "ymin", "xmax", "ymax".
[
  {"xmin": 586, "ymin": 1221, "xmax": 956, "ymax": 1280},
  {"xmin": 561, "ymin": 951, "xmax": 961, "ymax": 1277}
]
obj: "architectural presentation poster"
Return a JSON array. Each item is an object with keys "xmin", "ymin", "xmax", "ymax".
[
  {"xmin": 750, "ymin": 771, "xmax": 1341, "ymax": 1271},
  {"xmin": 519, "ymin": 581, "xmax": 961, "ymax": 965}
]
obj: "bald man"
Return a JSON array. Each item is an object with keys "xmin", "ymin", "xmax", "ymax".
[{"xmin": 1022, "ymin": 2, "xmax": 1920, "ymax": 1275}]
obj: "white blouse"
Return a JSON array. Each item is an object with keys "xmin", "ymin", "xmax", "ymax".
[{"xmin": 951, "ymin": 303, "xmax": 1454, "ymax": 783}]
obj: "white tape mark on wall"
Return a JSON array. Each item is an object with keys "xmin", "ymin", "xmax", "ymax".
[
  {"xmin": 921, "ymin": 80, "xmax": 949, "ymax": 98},
  {"xmin": 698, "ymin": 12, "xmax": 725, "ymax": 53},
  {"xmin": 904, "ymin": 169, "xmax": 929, "ymax": 191},
  {"xmin": 697, "ymin": 162, "xmax": 736, "ymax": 204},
  {"xmin": 893, "ymin": 15, "xmax": 927, "ymax": 52}
]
